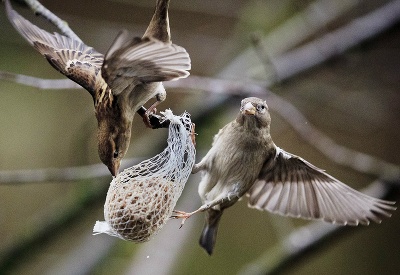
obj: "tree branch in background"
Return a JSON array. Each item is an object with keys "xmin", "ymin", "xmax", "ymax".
[
  {"xmin": 23, "ymin": 0, "xmax": 83, "ymax": 42},
  {"xmin": 0, "ymin": 70, "xmax": 80, "ymax": 89},
  {"xmin": 0, "ymin": 157, "xmax": 144, "ymax": 184}
]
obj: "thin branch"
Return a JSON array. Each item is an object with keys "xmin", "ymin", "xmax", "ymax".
[
  {"xmin": 24, "ymin": 0, "xmax": 83, "ymax": 42},
  {"xmin": 250, "ymin": 32, "xmax": 278, "ymax": 82},
  {"xmin": 0, "ymin": 70, "xmax": 264, "ymax": 92},
  {"xmin": 0, "ymin": 70, "xmax": 81, "ymax": 89},
  {"xmin": 0, "ymin": 157, "xmax": 143, "ymax": 184}
]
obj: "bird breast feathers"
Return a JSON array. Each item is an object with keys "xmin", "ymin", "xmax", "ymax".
[{"xmin": 206, "ymin": 131, "xmax": 266, "ymax": 184}]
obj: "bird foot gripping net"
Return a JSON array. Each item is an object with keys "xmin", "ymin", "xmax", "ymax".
[{"xmin": 93, "ymin": 109, "xmax": 196, "ymax": 242}]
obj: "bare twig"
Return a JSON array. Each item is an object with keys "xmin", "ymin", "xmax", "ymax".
[
  {"xmin": 0, "ymin": 70, "xmax": 81, "ymax": 89},
  {"xmin": 0, "ymin": 70, "xmax": 264, "ymax": 93},
  {"xmin": 24, "ymin": 0, "xmax": 83, "ymax": 42},
  {"xmin": 0, "ymin": 157, "xmax": 143, "ymax": 184}
]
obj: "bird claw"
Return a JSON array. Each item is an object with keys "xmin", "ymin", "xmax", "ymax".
[
  {"xmin": 143, "ymin": 116, "xmax": 152, "ymax": 128},
  {"xmin": 143, "ymin": 107, "xmax": 158, "ymax": 128},
  {"xmin": 170, "ymin": 210, "xmax": 192, "ymax": 229}
]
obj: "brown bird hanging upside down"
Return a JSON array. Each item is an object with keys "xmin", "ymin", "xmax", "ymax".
[
  {"xmin": 5, "ymin": 0, "xmax": 190, "ymax": 176},
  {"xmin": 172, "ymin": 97, "xmax": 396, "ymax": 255}
]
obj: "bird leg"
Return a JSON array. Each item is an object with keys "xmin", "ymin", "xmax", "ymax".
[
  {"xmin": 171, "ymin": 209, "xmax": 203, "ymax": 228},
  {"xmin": 191, "ymin": 162, "xmax": 204, "ymax": 174},
  {"xmin": 137, "ymin": 106, "xmax": 170, "ymax": 129},
  {"xmin": 171, "ymin": 192, "xmax": 239, "ymax": 228}
]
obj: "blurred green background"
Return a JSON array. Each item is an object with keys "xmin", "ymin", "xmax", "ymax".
[{"xmin": 0, "ymin": 0, "xmax": 399, "ymax": 274}]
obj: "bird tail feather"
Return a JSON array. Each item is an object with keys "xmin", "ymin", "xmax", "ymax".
[
  {"xmin": 199, "ymin": 209, "xmax": 223, "ymax": 255},
  {"xmin": 143, "ymin": 0, "xmax": 171, "ymax": 42}
]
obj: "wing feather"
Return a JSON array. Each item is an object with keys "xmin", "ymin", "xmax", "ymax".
[
  {"xmin": 247, "ymin": 146, "xmax": 396, "ymax": 225},
  {"xmin": 5, "ymin": 0, "xmax": 103, "ymax": 95},
  {"xmin": 102, "ymin": 33, "xmax": 191, "ymax": 95}
]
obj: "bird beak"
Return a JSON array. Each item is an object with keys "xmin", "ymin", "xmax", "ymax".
[
  {"xmin": 242, "ymin": 102, "xmax": 256, "ymax": 115},
  {"xmin": 109, "ymin": 161, "xmax": 121, "ymax": 177}
]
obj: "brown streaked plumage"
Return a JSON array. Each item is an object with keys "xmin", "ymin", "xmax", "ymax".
[
  {"xmin": 5, "ymin": 0, "xmax": 190, "ymax": 176},
  {"xmin": 172, "ymin": 97, "xmax": 396, "ymax": 255}
]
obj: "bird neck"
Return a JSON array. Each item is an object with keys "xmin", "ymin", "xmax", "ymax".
[
  {"xmin": 97, "ymin": 112, "xmax": 132, "ymax": 137},
  {"xmin": 143, "ymin": 0, "xmax": 171, "ymax": 42},
  {"xmin": 237, "ymin": 115, "xmax": 270, "ymax": 132},
  {"xmin": 235, "ymin": 116, "xmax": 273, "ymax": 148},
  {"xmin": 94, "ymin": 90, "xmax": 123, "ymax": 125},
  {"xmin": 94, "ymin": 80, "xmax": 114, "ymax": 108}
]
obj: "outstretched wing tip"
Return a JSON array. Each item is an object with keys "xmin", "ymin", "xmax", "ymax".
[
  {"xmin": 247, "ymin": 147, "xmax": 396, "ymax": 226},
  {"xmin": 5, "ymin": 0, "xmax": 104, "ymax": 95}
]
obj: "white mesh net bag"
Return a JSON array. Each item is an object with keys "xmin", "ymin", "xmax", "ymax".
[{"xmin": 93, "ymin": 109, "xmax": 195, "ymax": 242}]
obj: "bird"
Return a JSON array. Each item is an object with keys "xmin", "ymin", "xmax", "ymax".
[
  {"xmin": 5, "ymin": 0, "xmax": 190, "ymax": 176},
  {"xmin": 172, "ymin": 97, "xmax": 396, "ymax": 255}
]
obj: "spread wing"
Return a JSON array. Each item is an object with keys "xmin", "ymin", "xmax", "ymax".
[
  {"xmin": 5, "ymin": 0, "xmax": 104, "ymax": 96},
  {"xmin": 102, "ymin": 30, "xmax": 191, "ymax": 95},
  {"xmin": 247, "ymin": 146, "xmax": 396, "ymax": 225}
]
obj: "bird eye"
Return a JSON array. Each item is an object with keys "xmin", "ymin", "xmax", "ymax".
[
  {"xmin": 257, "ymin": 104, "xmax": 266, "ymax": 112},
  {"xmin": 113, "ymin": 151, "xmax": 119, "ymax": 158}
]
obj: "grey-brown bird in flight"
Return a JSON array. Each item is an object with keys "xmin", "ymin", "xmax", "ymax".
[
  {"xmin": 173, "ymin": 97, "xmax": 396, "ymax": 255},
  {"xmin": 5, "ymin": 0, "xmax": 190, "ymax": 176}
]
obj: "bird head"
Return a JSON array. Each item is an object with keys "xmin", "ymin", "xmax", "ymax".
[
  {"xmin": 97, "ymin": 119, "xmax": 132, "ymax": 177},
  {"xmin": 238, "ymin": 97, "xmax": 271, "ymax": 129}
]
